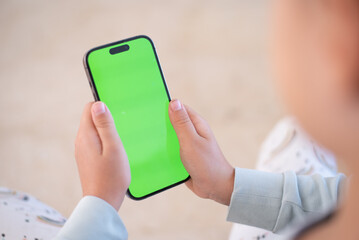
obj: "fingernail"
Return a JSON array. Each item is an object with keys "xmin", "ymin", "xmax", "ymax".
[
  {"xmin": 92, "ymin": 102, "xmax": 105, "ymax": 115},
  {"xmin": 170, "ymin": 99, "xmax": 182, "ymax": 111}
]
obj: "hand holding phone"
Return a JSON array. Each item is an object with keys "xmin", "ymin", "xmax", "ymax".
[
  {"xmin": 83, "ymin": 35, "xmax": 234, "ymax": 202},
  {"xmin": 168, "ymin": 101, "xmax": 235, "ymax": 206},
  {"xmin": 75, "ymin": 102, "xmax": 131, "ymax": 210}
]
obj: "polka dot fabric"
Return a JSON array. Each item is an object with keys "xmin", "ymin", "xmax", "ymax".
[
  {"xmin": 0, "ymin": 187, "xmax": 66, "ymax": 240},
  {"xmin": 229, "ymin": 117, "xmax": 337, "ymax": 240}
]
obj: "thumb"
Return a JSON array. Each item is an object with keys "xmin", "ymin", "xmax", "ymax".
[
  {"xmin": 168, "ymin": 99, "xmax": 197, "ymax": 143},
  {"xmin": 91, "ymin": 102, "xmax": 120, "ymax": 149}
]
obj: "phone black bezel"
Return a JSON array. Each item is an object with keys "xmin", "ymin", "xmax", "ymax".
[{"xmin": 83, "ymin": 35, "xmax": 190, "ymax": 200}]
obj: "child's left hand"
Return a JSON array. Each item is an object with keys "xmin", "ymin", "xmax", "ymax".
[{"xmin": 75, "ymin": 102, "xmax": 131, "ymax": 211}]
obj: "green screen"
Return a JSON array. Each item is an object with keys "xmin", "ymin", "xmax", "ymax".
[{"xmin": 86, "ymin": 36, "xmax": 189, "ymax": 199}]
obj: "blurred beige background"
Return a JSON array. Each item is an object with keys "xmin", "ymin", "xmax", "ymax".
[{"xmin": 0, "ymin": 0, "xmax": 283, "ymax": 239}]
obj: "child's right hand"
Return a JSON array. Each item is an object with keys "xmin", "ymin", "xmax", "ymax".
[{"xmin": 168, "ymin": 100, "xmax": 235, "ymax": 206}]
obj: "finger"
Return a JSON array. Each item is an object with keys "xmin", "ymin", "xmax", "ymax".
[
  {"xmin": 185, "ymin": 178, "xmax": 194, "ymax": 192},
  {"xmin": 184, "ymin": 104, "xmax": 213, "ymax": 140},
  {"xmin": 76, "ymin": 102, "xmax": 102, "ymax": 153},
  {"xmin": 168, "ymin": 99, "xmax": 198, "ymax": 143},
  {"xmin": 91, "ymin": 101, "xmax": 120, "ymax": 153}
]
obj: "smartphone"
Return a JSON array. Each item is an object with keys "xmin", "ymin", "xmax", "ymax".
[{"xmin": 83, "ymin": 35, "xmax": 189, "ymax": 200}]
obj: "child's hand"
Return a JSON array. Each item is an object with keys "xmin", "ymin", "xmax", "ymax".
[
  {"xmin": 168, "ymin": 100, "xmax": 235, "ymax": 206},
  {"xmin": 75, "ymin": 102, "xmax": 131, "ymax": 211}
]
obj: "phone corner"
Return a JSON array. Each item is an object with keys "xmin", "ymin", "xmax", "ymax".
[
  {"xmin": 83, "ymin": 48, "xmax": 95, "ymax": 68},
  {"xmin": 136, "ymin": 35, "xmax": 156, "ymax": 48},
  {"xmin": 126, "ymin": 189, "xmax": 144, "ymax": 201}
]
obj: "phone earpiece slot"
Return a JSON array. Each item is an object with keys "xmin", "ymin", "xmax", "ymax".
[{"xmin": 109, "ymin": 44, "xmax": 130, "ymax": 55}]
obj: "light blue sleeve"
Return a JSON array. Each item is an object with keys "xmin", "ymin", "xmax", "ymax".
[
  {"xmin": 227, "ymin": 168, "xmax": 346, "ymax": 233},
  {"xmin": 54, "ymin": 196, "xmax": 127, "ymax": 240}
]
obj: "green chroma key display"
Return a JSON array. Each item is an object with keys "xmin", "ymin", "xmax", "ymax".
[{"xmin": 84, "ymin": 36, "xmax": 189, "ymax": 200}]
